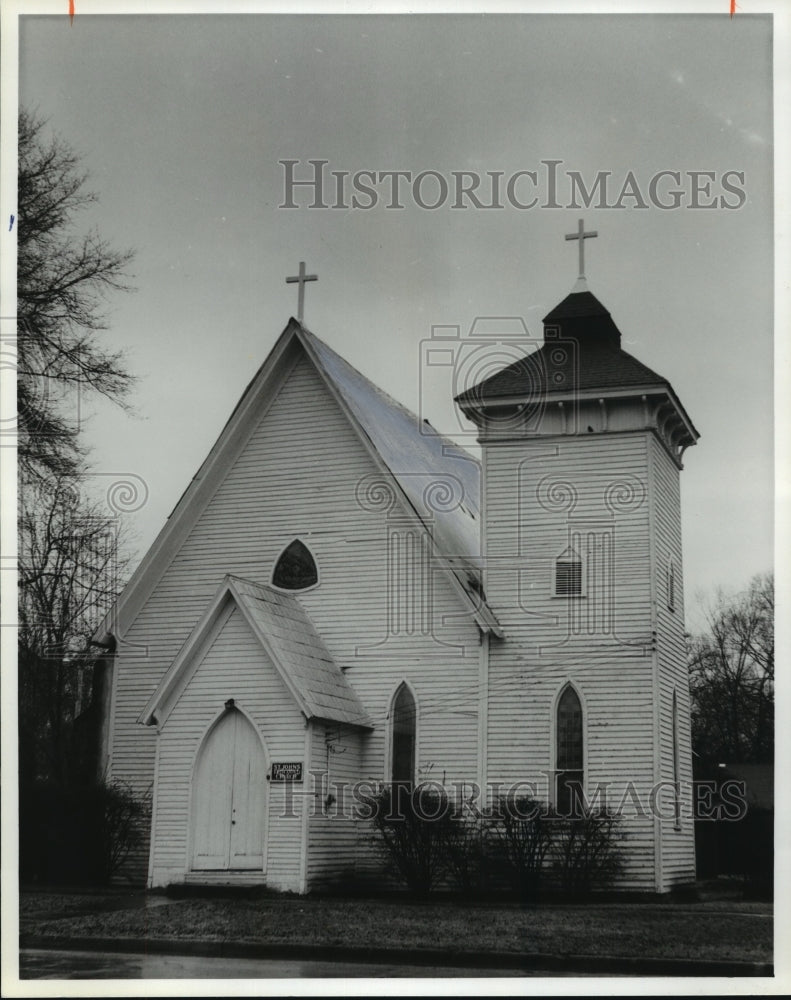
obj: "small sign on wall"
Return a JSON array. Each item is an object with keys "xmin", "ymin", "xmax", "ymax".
[{"xmin": 270, "ymin": 762, "xmax": 303, "ymax": 782}]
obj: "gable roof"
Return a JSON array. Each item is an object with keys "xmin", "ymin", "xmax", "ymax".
[
  {"xmin": 139, "ymin": 575, "xmax": 373, "ymax": 729},
  {"xmin": 294, "ymin": 327, "xmax": 499, "ymax": 631},
  {"xmin": 94, "ymin": 318, "xmax": 501, "ymax": 645},
  {"xmin": 301, "ymin": 329, "xmax": 482, "ymax": 563}
]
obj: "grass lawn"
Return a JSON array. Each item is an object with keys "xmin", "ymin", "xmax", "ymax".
[
  {"xmin": 20, "ymin": 892, "xmax": 773, "ymax": 964},
  {"xmin": 20, "ymin": 892, "xmax": 134, "ymax": 921}
]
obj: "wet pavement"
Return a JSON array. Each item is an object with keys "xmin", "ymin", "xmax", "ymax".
[{"xmin": 20, "ymin": 948, "xmax": 537, "ymax": 979}]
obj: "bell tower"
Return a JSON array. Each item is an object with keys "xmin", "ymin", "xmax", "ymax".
[{"xmin": 455, "ymin": 223, "xmax": 699, "ymax": 892}]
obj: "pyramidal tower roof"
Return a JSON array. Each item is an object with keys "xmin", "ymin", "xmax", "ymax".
[
  {"xmin": 542, "ymin": 283, "xmax": 611, "ymax": 322},
  {"xmin": 455, "ymin": 220, "xmax": 698, "ymax": 413},
  {"xmin": 454, "ymin": 280, "xmax": 672, "ymax": 407}
]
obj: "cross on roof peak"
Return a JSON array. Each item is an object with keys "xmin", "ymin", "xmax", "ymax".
[
  {"xmin": 286, "ymin": 261, "xmax": 318, "ymax": 322},
  {"xmin": 564, "ymin": 219, "xmax": 598, "ymax": 283}
]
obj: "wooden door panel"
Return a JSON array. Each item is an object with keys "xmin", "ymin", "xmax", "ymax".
[
  {"xmin": 192, "ymin": 712, "xmax": 235, "ymax": 869},
  {"xmin": 229, "ymin": 714, "xmax": 266, "ymax": 869},
  {"xmin": 191, "ymin": 708, "xmax": 267, "ymax": 873}
]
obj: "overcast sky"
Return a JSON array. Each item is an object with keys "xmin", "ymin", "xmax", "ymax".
[{"xmin": 15, "ymin": 7, "xmax": 776, "ymax": 632}]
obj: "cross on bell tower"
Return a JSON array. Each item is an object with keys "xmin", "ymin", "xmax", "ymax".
[
  {"xmin": 564, "ymin": 219, "xmax": 598, "ymax": 286},
  {"xmin": 286, "ymin": 261, "xmax": 318, "ymax": 323}
]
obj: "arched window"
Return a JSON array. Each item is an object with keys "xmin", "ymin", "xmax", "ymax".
[
  {"xmin": 556, "ymin": 685, "xmax": 583, "ymax": 815},
  {"xmin": 672, "ymin": 689, "xmax": 681, "ymax": 829},
  {"xmin": 272, "ymin": 539, "xmax": 318, "ymax": 591},
  {"xmin": 554, "ymin": 546, "xmax": 583, "ymax": 597},
  {"xmin": 391, "ymin": 684, "xmax": 416, "ymax": 785}
]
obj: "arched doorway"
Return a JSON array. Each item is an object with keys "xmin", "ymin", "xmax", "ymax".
[{"xmin": 191, "ymin": 708, "xmax": 267, "ymax": 871}]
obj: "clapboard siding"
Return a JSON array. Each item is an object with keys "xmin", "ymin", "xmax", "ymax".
[
  {"xmin": 109, "ymin": 350, "xmax": 483, "ymax": 883},
  {"xmin": 108, "ymin": 323, "xmax": 696, "ymax": 894},
  {"xmin": 306, "ymin": 721, "xmax": 370, "ymax": 889},
  {"xmin": 149, "ymin": 607, "xmax": 305, "ymax": 890},
  {"xmin": 483, "ymin": 432, "xmax": 659, "ymax": 888},
  {"xmin": 651, "ymin": 436, "xmax": 696, "ymax": 887}
]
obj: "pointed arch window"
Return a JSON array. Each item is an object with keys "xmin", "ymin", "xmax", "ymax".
[
  {"xmin": 556, "ymin": 685, "xmax": 584, "ymax": 815},
  {"xmin": 272, "ymin": 539, "xmax": 318, "ymax": 591},
  {"xmin": 554, "ymin": 546, "xmax": 584, "ymax": 597},
  {"xmin": 672, "ymin": 689, "xmax": 681, "ymax": 829},
  {"xmin": 391, "ymin": 684, "xmax": 416, "ymax": 785}
]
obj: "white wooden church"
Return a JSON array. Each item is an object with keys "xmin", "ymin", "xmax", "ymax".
[{"xmin": 93, "ymin": 228, "xmax": 699, "ymax": 893}]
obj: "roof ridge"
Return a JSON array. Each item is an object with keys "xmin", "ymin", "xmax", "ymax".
[{"xmin": 298, "ymin": 325, "xmax": 477, "ymax": 463}]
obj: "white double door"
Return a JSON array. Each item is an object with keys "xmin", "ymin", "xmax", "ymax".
[{"xmin": 191, "ymin": 709, "xmax": 267, "ymax": 871}]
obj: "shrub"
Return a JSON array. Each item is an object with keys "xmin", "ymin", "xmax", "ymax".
[
  {"xmin": 370, "ymin": 783, "xmax": 457, "ymax": 895},
  {"xmin": 549, "ymin": 806, "xmax": 625, "ymax": 895},
  {"xmin": 486, "ymin": 794, "xmax": 553, "ymax": 899},
  {"xmin": 95, "ymin": 780, "xmax": 150, "ymax": 882},
  {"xmin": 440, "ymin": 809, "xmax": 487, "ymax": 894},
  {"xmin": 369, "ymin": 787, "xmax": 627, "ymax": 899}
]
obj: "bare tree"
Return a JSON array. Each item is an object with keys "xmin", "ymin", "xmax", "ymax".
[
  {"xmin": 15, "ymin": 111, "xmax": 144, "ymax": 881},
  {"xmin": 18, "ymin": 474, "xmax": 129, "ymax": 786},
  {"xmin": 17, "ymin": 108, "xmax": 135, "ymax": 483},
  {"xmin": 688, "ymin": 573, "xmax": 774, "ymax": 765},
  {"xmin": 17, "ymin": 107, "xmax": 137, "ymax": 784}
]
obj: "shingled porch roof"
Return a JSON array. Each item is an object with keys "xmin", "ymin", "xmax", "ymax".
[{"xmin": 139, "ymin": 575, "xmax": 373, "ymax": 730}]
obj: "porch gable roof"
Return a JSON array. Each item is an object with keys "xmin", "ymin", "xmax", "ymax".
[{"xmin": 138, "ymin": 574, "xmax": 373, "ymax": 730}]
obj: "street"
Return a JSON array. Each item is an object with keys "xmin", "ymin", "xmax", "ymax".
[{"xmin": 19, "ymin": 947, "xmax": 536, "ymax": 979}]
